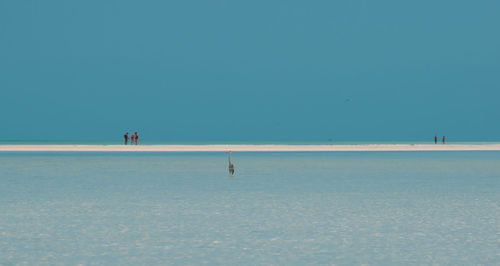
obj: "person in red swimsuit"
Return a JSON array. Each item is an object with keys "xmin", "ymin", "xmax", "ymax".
[
  {"xmin": 134, "ymin": 132, "xmax": 139, "ymax": 145},
  {"xmin": 434, "ymin": 135, "xmax": 438, "ymax": 144},
  {"xmin": 124, "ymin": 132, "xmax": 129, "ymax": 145},
  {"xmin": 442, "ymin": 136, "xmax": 445, "ymax": 144}
]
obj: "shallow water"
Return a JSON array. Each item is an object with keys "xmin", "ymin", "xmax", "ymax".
[{"xmin": 0, "ymin": 152, "xmax": 499, "ymax": 265}]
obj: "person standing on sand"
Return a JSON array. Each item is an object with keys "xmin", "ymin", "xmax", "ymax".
[
  {"xmin": 134, "ymin": 132, "xmax": 139, "ymax": 145},
  {"xmin": 434, "ymin": 136, "xmax": 438, "ymax": 144},
  {"xmin": 443, "ymin": 136, "xmax": 445, "ymax": 144},
  {"xmin": 131, "ymin": 133, "xmax": 135, "ymax": 145},
  {"xmin": 124, "ymin": 132, "xmax": 129, "ymax": 145}
]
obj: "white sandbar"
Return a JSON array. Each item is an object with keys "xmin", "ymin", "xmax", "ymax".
[{"xmin": 0, "ymin": 144, "xmax": 499, "ymax": 152}]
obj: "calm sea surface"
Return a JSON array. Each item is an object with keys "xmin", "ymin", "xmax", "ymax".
[{"xmin": 0, "ymin": 152, "xmax": 499, "ymax": 265}]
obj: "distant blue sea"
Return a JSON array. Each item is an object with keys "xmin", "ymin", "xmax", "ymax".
[
  {"xmin": 0, "ymin": 140, "xmax": 499, "ymax": 145},
  {"xmin": 0, "ymin": 151, "xmax": 499, "ymax": 265}
]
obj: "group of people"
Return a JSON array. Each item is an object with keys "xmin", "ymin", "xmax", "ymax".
[
  {"xmin": 434, "ymin": 135, "xmax": 445, "ymax": 144},
  {"xmin": 124, "ymin": 132, "xmax": 139, "ymax": 145}
]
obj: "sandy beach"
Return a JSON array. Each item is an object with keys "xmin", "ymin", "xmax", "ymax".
[{"xmin": 0, "ymin": 144, "xmax": 499, "ymax": 152}]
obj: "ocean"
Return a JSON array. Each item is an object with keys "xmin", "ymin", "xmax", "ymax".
[{"xmin": 0, "ymin": 151, "xmax": 499, "ymax": 265}]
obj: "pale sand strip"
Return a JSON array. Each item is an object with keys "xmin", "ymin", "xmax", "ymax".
[{"xmin": 0, "ymin": 144, "xmax": 500, "ymax": 152}]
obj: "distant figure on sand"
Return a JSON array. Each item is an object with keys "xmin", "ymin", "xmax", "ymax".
[
  {"xmin": 442, "ymin": 136, "xmax": 445, "ymax": 144},
  {"xmin": 124, "ymin": 132, "xmax": 129, "ymax": 145},
  {"xmin": 226, "ymin": 151, "xmax": 234, "ymax": 176},
  {"xmin": 134, "ymin": 132, "xmax": 139, "ymax": 145},
  {"xmin": 131, "ymin": 133, "xmax": 135, "ymax": 145},
  {"xmin": 434, "ymin": 136, "xmax": 438, "ymax": 144}
]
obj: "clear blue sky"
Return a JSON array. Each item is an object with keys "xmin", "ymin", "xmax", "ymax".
[{"xmin": 1, "ymin": 0, "xmax": 499, "ymax": 141}]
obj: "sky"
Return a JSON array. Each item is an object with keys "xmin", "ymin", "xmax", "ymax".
[{"xmin": 1, "ymin": 0, "xmax": 499, "ymax": 142}]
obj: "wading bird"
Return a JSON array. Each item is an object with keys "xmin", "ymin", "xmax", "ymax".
[{"xmin": 226, "ymin": 151, "xmax": 235, "ymax": 176}]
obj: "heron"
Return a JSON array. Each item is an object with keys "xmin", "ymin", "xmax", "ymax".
[{"xmin": 226, "ymin": 151, "xmax": 235, "ymax": 176}]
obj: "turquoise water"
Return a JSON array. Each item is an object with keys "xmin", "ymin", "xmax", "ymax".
[
  {"xmin": 0, "ymin": 152, "xmax": 499, "ymax": 265},
  {"xmin": 1, "ymin": 140, "xmax": 500, "ymax": 145}
]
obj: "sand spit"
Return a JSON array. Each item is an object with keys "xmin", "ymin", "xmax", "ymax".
[{"xmin": 1, "ymin": 144, "xmax": 500, "ymax": 152}]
